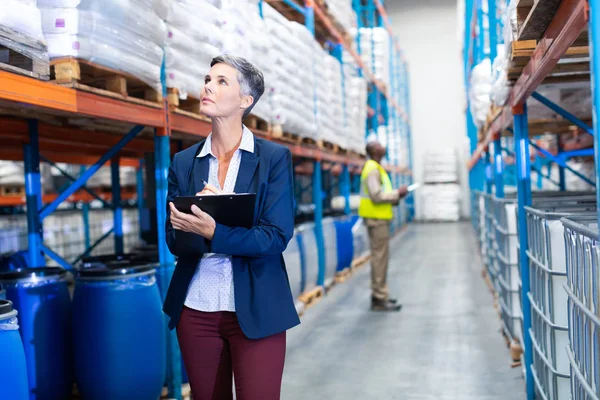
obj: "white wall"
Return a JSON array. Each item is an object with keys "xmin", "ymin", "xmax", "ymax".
[{"xmin": 388, "ymin": 0, "xmax": 470, "ymax": 219}]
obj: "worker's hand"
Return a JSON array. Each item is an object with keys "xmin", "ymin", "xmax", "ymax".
[
  {"xmin": 196, "ymin": 182, "xmax": 222, "ymax": 196},
  {"xmin": 169, "ymin": 202, "xmax": 216, "ymax": 240},
  {"xmin": 398, "ymin": 185, "xmax": 409, "ymax": 198}
]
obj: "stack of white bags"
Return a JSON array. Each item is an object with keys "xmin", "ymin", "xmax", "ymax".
[
  {"xmin": 37, "ymin": 0, "xmax": 167, "ymax": 93},
  {"xmin": 341, "ymin": 47, "xmax": 368, "ymax": 155},
  {"xmin": 1, "ymin": 0, "xmax": 45, "ymax": 42},
  {"xmin": 422, "ymin": 149, "xmax": 461, "ymax": 221},
  {"xmin": 0, "ymin": 0, "xmax": 48, "ymax": 73},
  {"xmin": 323, "ymin": 54, "xmax": 345, "ymax": 148},
  {"xmin": 358, "ymin": 27, "xmax": 390, "ymax": 84},
  {"xmin": 164, "ymin": 0, "xmax": 221, "ymax": 99},
  {"xmin": 263, "ymin": 5, "xmax": 317, "ymax": 138},
  {"xmin": 324, "ymin": 0, "xmax": 356, "ymax": 33}
]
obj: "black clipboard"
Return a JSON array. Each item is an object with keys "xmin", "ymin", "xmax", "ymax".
[{"xmin": 173, "ymin": 194, "xmax": 256, "ymax": 228}]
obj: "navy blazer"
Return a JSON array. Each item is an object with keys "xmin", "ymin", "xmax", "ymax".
[{"xmin": 162, "ymin": 136, "xmax": 301, "ymax": 339}]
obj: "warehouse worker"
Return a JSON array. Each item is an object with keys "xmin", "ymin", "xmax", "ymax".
[{"xmin": 359, "ymin": 141, "xmax": 408, "ymax": 312}]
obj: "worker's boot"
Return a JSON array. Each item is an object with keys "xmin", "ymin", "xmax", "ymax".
[
  {"xmin": 372, "ymin": 295, "xmax": 398, "ymax": 304},
  {"xmin": 371, "ymin": 297, "xmax": 402, "ymax": 312}
]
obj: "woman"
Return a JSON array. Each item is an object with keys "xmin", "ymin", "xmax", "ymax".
[{"xmin": 163, "ymin": 55, "xmax": 300, "ymax": 400}]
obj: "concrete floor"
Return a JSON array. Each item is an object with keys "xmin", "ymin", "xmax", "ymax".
[{"xmin": 281, "ymin": 222, "xmax": 525, "ymax": 400}]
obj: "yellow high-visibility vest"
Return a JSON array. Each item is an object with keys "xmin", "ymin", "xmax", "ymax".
[{"xmin": 358, "ymin": 160, "xmax": 394, "ymax": 220}]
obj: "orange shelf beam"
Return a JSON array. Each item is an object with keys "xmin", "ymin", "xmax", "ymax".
[
  {"xmin": 0, "ymin": 71, "xmax": 166, "ymax": 127},
  {"xmin": 0, "ymin": 190, "xmax": 138, "ymax": 207}
]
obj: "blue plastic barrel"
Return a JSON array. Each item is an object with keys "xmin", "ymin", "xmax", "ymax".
[
  {"xmin": 72, "ymin": 264, "xmax": 166, "ymax": 400},
  {"xmin": 296, "ymin": 223, "xmax": 319, "ymax": 291},
  {"xmin": 334, "ymin": 217, "xmax": 354, "ymax": 272},
  {"xmin": 322, "ymin": 218, "xmax": 339, "ymax": 287},
  {"xmin": 283, "ymin": 230, "xmax": 303, "ymax": 299},
  {"xmin": 0, "ymin": 300, "xmax": 29, "ymax": 400},
  {"xmin": 0, "ymin": 267, "xmax": 72, "ymax": 400}
]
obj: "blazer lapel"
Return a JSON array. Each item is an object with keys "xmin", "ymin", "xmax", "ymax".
[
  {"xmin": 234, "ymin": 151, "xmax": 260, "ymax": 194},
  {"xmin": 192, "ymin": 155, "xmax": 210, "ymax": 195}
]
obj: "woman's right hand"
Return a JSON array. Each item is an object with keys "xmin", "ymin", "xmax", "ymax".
[{"xmin": 196, "ymin": 182, "xmax": 222, "ymax": 196}]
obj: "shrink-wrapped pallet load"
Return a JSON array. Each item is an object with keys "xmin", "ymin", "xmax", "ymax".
[
  {"xmin": 0, "ymin": 0, "xmax": 49, "ymax": 78},
  {"xmin": 323, "ymin": 54, "xmax": 345, "ymax": 149},
  {"xmin": 165, "ymin": 0, "xmax": 222, "ymax": 100},
  {"xmin": 358, "ymin": 27, "xmax": 390, "ymax": 84},
  {"xmin": 263, "ymin": 5, "xmax": 317, "ymax": 139},
  {"xmin": 38, "ymin": 0, "xmax": 167, "ymax": 93}
]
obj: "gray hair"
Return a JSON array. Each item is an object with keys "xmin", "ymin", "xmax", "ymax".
[{"xmin": 210, "ymin": 54, "xmax": 265, "ymax": 118}]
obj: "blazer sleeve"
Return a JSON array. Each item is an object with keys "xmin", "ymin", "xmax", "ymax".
[
  {"xmin": 210, "ymin": 148, "xmax": 294, "ymax": 257},
  {"xmin": 165, "ymin": 153, "xmax": 211, "ymax": 257}
]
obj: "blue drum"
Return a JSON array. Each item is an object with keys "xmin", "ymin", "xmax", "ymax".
[
  {"xmin": 334, "ymin": 217, "xmax": 354, "ymax": 273},
  {"xmin": 322, "ymin": 217, "xmax": 339, "ymax": 287},
  {"xmin": 0, "ymin": 300, "xmax": 29, "ymax": 400},
  {"xmin": 283, "ymin": 230, "xmax": 303, "ymax": 299},
  {"xmin": 296, "ymin": 223, "xmax": 319, "ymax": 291},
  {"xmin": 72, "ymin": 264, "xmax": 166, "ymax": 400},
  {"xmin": 0, "ymin": 267, "xmax": 72, "ymax": 400}
]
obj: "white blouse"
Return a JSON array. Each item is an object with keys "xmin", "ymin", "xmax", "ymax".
[{"xmin": 183, "ymin": 126, "xmax": 255, "ymax": 312}]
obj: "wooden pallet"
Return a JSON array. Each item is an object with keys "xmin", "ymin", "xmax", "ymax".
[
  {"xmin": 0, "ymin": 25, "xmax": 49, "ymax": 80},
  {"xmin": 274, "ymin": 131, "xmax": 301, "ymax": 144},
  {"xmin": 301, "ymin": 137, "xmax": 318, "ymax": 147},
  {"xmin": 51, "ymin": 58, "xmax": 163, "ymax": 107},
  {"xmin": 0, "ymin": 184, "xmax": 25, "ymax": 196},
  {"xmin": 510, "ymin": 341, "xmax": 523, "ymax": 362},
  {"xmin": 351, "ymin": 254, "xmax": 371, "ymax": 271},
  {"xmin": 244, "ymin": 114, "xmax": 273, "ymax": 134},
  {"xmin": 161, "ymin": 383, "xmax": 192, "ymax": 400},
  {"xmin": 167, "ymin": 88, "xmax": 203, "ymax": 116},
  {"xmin": 334, "ymin": 267, "xmax": 352, "ymax": 284},
  {"xmin": 298, "ymin": 286, "xmax": 324, "ymax": 308},
  {"xmin": 317, "ymin": 140, "xmax": 340, "ymax": 153},
  {"xmin": 507, "ymin": 39, "xmax": 590, "ymax": 83},
  {"xmin": 516, "ymin": 0, "xmax": 562, "ymax": 41},
  {"xmin": 0, "ymin": 46, "xmax": 49, "ymax": 80}
]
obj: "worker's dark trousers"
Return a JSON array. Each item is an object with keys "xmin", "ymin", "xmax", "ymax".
[
  {"xmin": 177, "ymin": 306, "xmax": 286, "ymax": 400},
  {"xmin": 366, "ymin": 220, "xmax": 391, "ymax": 301}
]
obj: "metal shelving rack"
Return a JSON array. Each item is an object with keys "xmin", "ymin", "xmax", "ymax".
[
  {"xmin": 0, "ymin": 1, "xmax": 413, "ymax": 398},
  {"xmin": 464, "ymin": 1, "xmax": 600, "ymax": 399}
]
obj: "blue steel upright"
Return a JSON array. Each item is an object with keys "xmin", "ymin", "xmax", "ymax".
[
  {"xmin": 493, "ymin": 139, "xmax": 504, "ymax": 197},
  {"xmin": 23, "ymin": 119, "xmax": 44, "ymax": 267},
  {"xmin": 111, "ymin": 158, "xmax": 123, "ymax": 254},
  {"xmin": 313, "ymin": 161, "xmax": 326, "ymax": 287},
  {"xmin": 588, "ymin": 0, "xmax": 600, "ymax": 220},
  {"xmin": 80, "ymin": 166, "xmax": 91, "ymax": 251},
  {"xmin": 513, "ymin": 104, "xmax": 535, "ymax": 400},
  {"xmin": 154, "ymin": 133, "xmax": 182, "ymax": 400},
  {"xmin": 341, "ymin": 165, "xmax": 351, "ymax": 215}
]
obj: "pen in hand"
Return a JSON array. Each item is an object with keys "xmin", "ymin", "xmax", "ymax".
[{"xmin": 197, "ymin": 180, "xmax": 223, "ymax": 196}]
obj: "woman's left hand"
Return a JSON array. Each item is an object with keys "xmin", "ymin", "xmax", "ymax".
[{"xmin": 169, "ymin": 202, "xmax": 216, "ymax": 240}]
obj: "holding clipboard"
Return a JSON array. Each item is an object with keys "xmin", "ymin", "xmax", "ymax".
[{"xmin": 174, "ymin": 193, "xmax": 256, "ymax": 229}]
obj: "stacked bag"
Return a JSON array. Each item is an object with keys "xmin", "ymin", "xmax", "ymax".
[
  {"xmin": 263, "ymin": 5, "xmax": 317, "ymax": 139},
  {"xmin": 357, "ymin": 27, "xmax": 390, "ymax": 84},
  {"xmin": 38, "ymin": 0, "xmax": 168, "ymax": 93},
  {"xmin": 342, "ymin": 47, "xmax": 368, "ymax": 155},
  {"xmin": 0, "ymin": 0, "xmax": 49, "ymax": 78},
  {"xmin": 421, "ymin": 149, "xmax": 461, "ymax": 221},
  {"xmin": 324, "ymin": 0, "xmax": 356, "ymax": 33},
  {"xmin": 323, "ymin": 53, "xmax": 345, "ymax": 149},
  {"xmin": 164, "ymin": 0, "xmax": 221, "ymax": 99}
]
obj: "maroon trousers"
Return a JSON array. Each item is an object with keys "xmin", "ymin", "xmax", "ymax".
[{"xmin": 177, "ymin": 306, "xmax": 286, "ymax": 400}]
